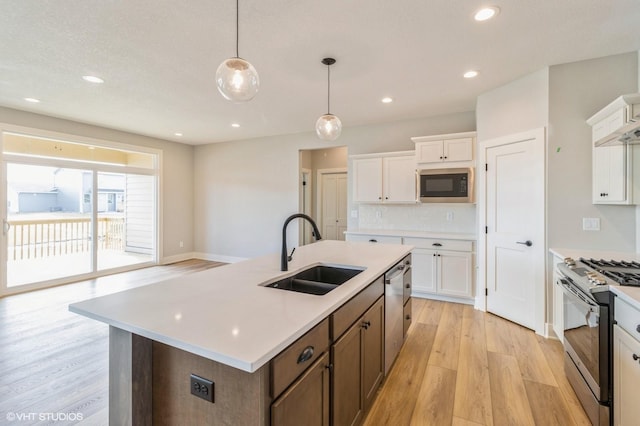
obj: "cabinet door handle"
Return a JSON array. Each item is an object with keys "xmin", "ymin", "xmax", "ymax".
[
  {"xmin": 636, "ymin": 324, "xmax": 640, "ymax": 333},
  {"xmin": 297, "ymin": 346, "xmax": 315, "ymax": 364},
  {"xmin": 362, "ymin": 321, "xmax": 371, "ymax": 329},
  {"xmin": 369, "ymin": 239, "xmax": 378, "ymax": 243},
  {"xmin": 325, "ymin": 363, "xmax": 334, "ymax": 372},
  {"xmin": 432, "ymin": 243, "xmax": 442, "ymax": 247},
  {"xmin": 633, "ymin": 354, "xmax": 639, "ymax": 362}
]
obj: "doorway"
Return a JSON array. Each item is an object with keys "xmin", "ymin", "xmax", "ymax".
[
  {"xmin": 478, "ymin": 128, "xmax": 546, "ymax": 334},
  {"xmin": 299, "ymin": 147, "xmax": 348, "ymax": 244}
]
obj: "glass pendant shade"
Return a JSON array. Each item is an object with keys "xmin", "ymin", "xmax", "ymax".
[
  {"xmin": 216, "ymin": 57, "xmax": 259, "ymax": 102},
  {"xmin": 315, "ymin": 113, "xmax": 342, "ymax": 141}
]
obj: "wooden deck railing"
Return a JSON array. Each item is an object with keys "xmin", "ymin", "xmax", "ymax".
[{"xmin": 6, "ymin": 217, "xmax": 125, "ymax": 261}]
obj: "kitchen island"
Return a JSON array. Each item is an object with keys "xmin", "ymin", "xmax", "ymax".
[{"xmin": 70, "ymin": 240, "xmax": 412, "ymax": 425}]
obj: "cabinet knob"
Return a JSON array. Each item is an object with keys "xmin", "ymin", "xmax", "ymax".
[
  {"xmin": 325, "ymin": 363, "xmax": 334, "ymax": 372},
  {"xmin": 406, "ymin": 315, "xmax": 411, "ymax": 320},
  {"xmin": 362, "ymin": 321, "xmax": 371, "ymax": 329},
  {"xmin": 443, "ymin": 156, "xmax": 448, "ymax": 159},
  {"xmin": 406, "ymin": 284, "xmax": 410, "ymax": 288},
  {"xmin": 633, "ymin": 354, "xmax": 640, "ymax": 362},
  {"xmin": 636, "ymin": 324, "xmax": 640, "ymax": 333},
  {"xmin": 439, "ymin": 156, "xmax": 443, "ymax": 159},
  {"xmin": 385, "ymin": 196, "xmax": 389, "ymax": 200},
  {"xmin": 378, "ymin": 196, "xmax": 382, "ymax": 200}
]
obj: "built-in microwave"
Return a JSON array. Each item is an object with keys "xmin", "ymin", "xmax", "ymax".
[{"xmin": 417, "ymin": 167, "xmax": 474, "ymax": 203}]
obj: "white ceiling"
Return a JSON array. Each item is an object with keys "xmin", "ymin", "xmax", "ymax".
[{"xmin": 1, "ymin": 0, "xmax": 639, "ymax": 145}]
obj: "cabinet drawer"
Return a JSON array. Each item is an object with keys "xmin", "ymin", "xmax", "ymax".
[
  {"xmin": 346, "ymin": 234, "xmax": 402, "ymax": 244},
  {"xmin": 616, "ymin": 297, "xmax": 640, "ymax": 340},
  {"xmin": 271, "ymin": 318, "xmax": 330, "ymax": 398},
  {"xmin": 404, "ymin": 237, "xmax": 473, "ymax": 252},
  {"xmin": 332, "ymin": 276, "xmax": 384, "ymax": 340},
  {"xmin": 403, "ymin": 300, "xmax": 412, "ymax": 337}
]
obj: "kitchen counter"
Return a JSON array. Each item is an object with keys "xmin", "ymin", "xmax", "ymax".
[
  {"xmin": 549, "ymin": 247, "xmax": 640, "ymax": 310},
  {"xmin": 70, "ymin": 239, "xmax": 411, "ymax": 373},
  {"xmin": 345, "ymin": 229, "xmax": 476, "ymax": 241}
]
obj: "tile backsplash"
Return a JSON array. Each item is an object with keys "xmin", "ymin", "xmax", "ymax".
[{"xmin": 357, "ymin": 204, "xmax": 476, "ymax": 234}]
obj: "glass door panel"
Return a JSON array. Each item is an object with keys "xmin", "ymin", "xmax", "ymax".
[
  {"xmin": 97, "ymin": 172, "xmax": 155, "ymax": 271},
  {"xmin": 6, "ymin": 163, "xmax": 93, "ymax": 287}
]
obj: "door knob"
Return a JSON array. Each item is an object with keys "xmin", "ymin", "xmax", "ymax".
[{"xmin": 516, "ymin": 240, "xmax": 533, "ymax": 247}]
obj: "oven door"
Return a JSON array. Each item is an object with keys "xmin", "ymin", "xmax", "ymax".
[{"xmin": 558, "ymin": 277, "xmax": 602, "ymax": 399}]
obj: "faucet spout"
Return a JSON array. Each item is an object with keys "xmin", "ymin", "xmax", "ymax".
[{"xmin": 281, "ymin": 213, "xmax": 322, "ymax": 271}]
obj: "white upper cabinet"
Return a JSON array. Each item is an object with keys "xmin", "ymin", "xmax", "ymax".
[
  {"xmin": 352, "ymin": 151, "xmax": 416, "ymax": 204},
  {"xmin": 587, "ymin": 94, "xmax": 640, "ymax": 147},
  {"xmin": 592, "ymin": 144, "xmax": 629, "ymax": 204},
  {"xmin": 411, "ymin": 131, "xmax": 476, "ymax": 168}
]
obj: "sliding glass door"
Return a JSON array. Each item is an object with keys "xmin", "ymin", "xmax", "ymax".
[
  {"xmin": 5, "ymin": 163, "xmax": 93, "ymax": 287},
  {"xmin": 1, "ymin": 128, "xmax": 160, "ymax": 295}
]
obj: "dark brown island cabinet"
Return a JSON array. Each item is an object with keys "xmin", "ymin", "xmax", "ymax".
[{"xmin": 108, "ymin": 255, "xmax": 411, "ymax": 426}]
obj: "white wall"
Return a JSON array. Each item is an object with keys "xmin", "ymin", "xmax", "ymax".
[
  {"xmin": 476, "ymin": 68, "xmax": 550, "ymax": 142},
  {"xmin": 548, "ymin": 52, "xmax": 639, "ymax": 252},
  {"xmin": 0, "ymin": 106, "xmax": 195, "ymax": 260},
  {"xmin": 193, "ymin": 112, "xmax": 475, "ymax": 259}
]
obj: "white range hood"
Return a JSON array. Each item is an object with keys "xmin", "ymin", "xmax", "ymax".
[{"xmin": 587, "ymin": 93, "xmax": 640, "ymax": 147}]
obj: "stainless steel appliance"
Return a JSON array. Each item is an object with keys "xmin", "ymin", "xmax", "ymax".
[
  {"xmin": 384, "ymin": 254, "xmax": 411, "ymax": 374},
  {"xmin": 557, "ymin": 257, "xmax": 640, "ymax": 426},
  {"xmin": 417, "ymin": 167, "xmax": 474, "ymax": 203}
]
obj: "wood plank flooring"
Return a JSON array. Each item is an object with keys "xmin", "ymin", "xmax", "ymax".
[
  {"xmin": 364, "ymin": 298, "xmax": 592, "ymax": 426},
  {"xmin": 0, "ymin": 259, "xmax": 223, "ymax": 426},
  {"xmin": 1, "ymin": 268, "xmax": 591, "ymax": 426}
]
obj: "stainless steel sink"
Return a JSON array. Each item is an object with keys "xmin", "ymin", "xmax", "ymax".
[{"xmin": 262, "ymin": 264, "xmax": 364, "ymax": 295}]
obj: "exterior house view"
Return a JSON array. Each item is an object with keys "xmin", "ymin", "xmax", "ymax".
[{"xmin": 1, "ymin": 1, "xmax": 640, "ymax": 425}]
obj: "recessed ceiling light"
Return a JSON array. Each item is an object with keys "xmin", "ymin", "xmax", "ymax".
[
  {"xmin": 231, "ymin": 123, "xmax": 241, "ymax": 128},
  {"xmin": 474, "ymin": 6, "xmax": 500, "ymax": 21},
  {"xmin": 24, "ymin": 97, "xmax": 40, "ymax": 103},
  {"xmin": 82, "ymin": 75, "xmax": 104, "ymax": 84},
  {"xmin": 174, "ymin": 132, "xmax": 183, "ymax": 137},
  {"xmin": 463, "ymin": 70, "xmax": 479, "ymax": 78},
  {"xmin": 381, "ymin": 97, "xmax": 393, "ymax": 104}
]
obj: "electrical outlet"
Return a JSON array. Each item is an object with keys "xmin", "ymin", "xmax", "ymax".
[
  {"xmin": 375, "ymin": 211, "xmax": 382, "ymax": 219},
  {"xmin": 446, "ymin": 212, "xmax": 454, "ymax": 222},
  {"xmin": 179, "ymin": 240, "xmax": 184, "ymax": 248},
  {"xmin": 190, "ymin": 374, "xmax": 214, "ymax": 403},
  {"xmin": 582, "ymin": 218, "xmax": 600, "ymax": 231}
]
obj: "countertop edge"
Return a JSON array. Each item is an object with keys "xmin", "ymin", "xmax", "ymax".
[{"xmin": 345, "ymin": 229, "xmax": 477, "ymax": 241}]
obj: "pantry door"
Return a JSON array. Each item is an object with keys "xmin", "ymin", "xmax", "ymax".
[
  {"xmin": 480, "ymin": 128, "xmax": 546, "ymax": 333},
  {"xmin": 318, "ymin": 170, "xmax": 347, "ymax": 241}
]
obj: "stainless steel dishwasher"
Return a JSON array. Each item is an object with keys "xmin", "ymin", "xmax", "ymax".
[{"xmin": 384, "ymin": 254, "xmax": 411, "ymax": 374}]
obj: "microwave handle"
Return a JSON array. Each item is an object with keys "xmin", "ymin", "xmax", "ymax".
[{"xmin": 415, "ymin": 170, "xmax": 419, "ymax": 203}]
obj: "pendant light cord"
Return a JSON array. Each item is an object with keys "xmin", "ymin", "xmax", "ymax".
[
  {"xmin": 235, "ymin": 0, "xmax": 239, "ymax": 58},
  {"xmin": 327, "ymin": 63, "xmax": 331, "ymax": 114}
]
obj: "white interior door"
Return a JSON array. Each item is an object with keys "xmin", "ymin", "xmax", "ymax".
[
  {"xmin": 483, "ymin": 128, "xmax": 545, "ymax": 332},
  {"xmin": 321, "ymin": 172, "xmax": 347, "ymax": 241}
]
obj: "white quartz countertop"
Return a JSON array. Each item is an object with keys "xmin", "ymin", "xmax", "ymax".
[
  {"xmin": 345, "ymin": 229, "xmax": 476, "ymax": 241},
  {"xmin": 70, "ymin": 240, "xmax": 412, "ymax": 373},
  {"xmin": 549, "ymin": 247, "xmax": 640, "ymax": 310}
]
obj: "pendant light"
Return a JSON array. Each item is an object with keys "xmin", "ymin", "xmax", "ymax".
[
  {"xmin": 316, "ymin": 57, "xmax": 342, "ymax": 141},
  {"xmin": 216, "ymin": 0, "xmax": 259, "ymax": 102}
]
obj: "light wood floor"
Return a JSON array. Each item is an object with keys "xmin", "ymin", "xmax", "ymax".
[
  {"xmin": 1, "ymin": 266, "xmax": 590, "ymax": 426},
  {"xmin": 364, "ymin": 298, "xmax": 591, "ymax": 426},
  {"xmin": 0, "ymin": 259, "xmax": 224, "ymax": 425}
]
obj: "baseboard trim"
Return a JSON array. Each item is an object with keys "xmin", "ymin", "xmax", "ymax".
[
  {"xmin": 161, "ymin": 252, "xmax": 197, "ymax": 265},
  {"xmin": 411, "ymin": 291, "xmax": 475, "ymax": 306}
]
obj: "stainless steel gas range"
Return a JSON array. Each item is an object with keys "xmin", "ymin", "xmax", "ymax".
[{"xmin": 556, "ymin": 257, "xmax": 640, "ymax": 426}]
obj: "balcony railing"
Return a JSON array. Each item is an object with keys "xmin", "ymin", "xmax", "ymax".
[{"xmin": 7, "ymin": 217, "xmax": 125, "ymax": 261}]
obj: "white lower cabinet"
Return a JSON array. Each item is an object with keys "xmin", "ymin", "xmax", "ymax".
[
  {"xmin": 405, "ymin": 237, "xmax": 474, "ymax": 300},
  {"xmin": 614, "ymin": 297, "xmax": 640, "ymax": 426},
  {"xmin": 551, "ymin": 254, "xmax": 564, "ymax": 343}
]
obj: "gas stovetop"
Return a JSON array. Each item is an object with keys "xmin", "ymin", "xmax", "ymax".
[{"xmin": 579, "ymin": 258, "xmax": 640, "ymax": 286}]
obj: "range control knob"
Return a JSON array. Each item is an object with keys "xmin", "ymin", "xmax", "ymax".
[{"xmin": 564, "ymin": 257, "xmax": 576, "ymax": 267}]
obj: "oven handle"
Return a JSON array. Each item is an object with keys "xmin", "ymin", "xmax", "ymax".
[{"xmin": 557, "ymin": 278, "xmax": 599, "ymax": 311}]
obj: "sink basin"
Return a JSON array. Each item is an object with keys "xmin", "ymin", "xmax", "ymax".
[{"xmin": 262, "ymin": 265, "xmax": 364, "ymax": 295}]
